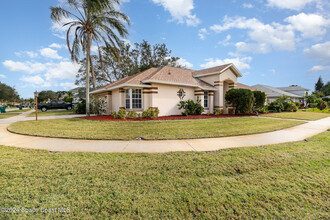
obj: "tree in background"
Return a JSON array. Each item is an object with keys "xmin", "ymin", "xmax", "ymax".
[
  {"xmin": 320, "ymin": 81, "xmax": 330, "ymax": 96},
  {"xmin": 315, "ymin": 76, "xmax": 324, "ymax": 91},
  {"xmin": 75, "ymin": 40, "xmax": 182, "ymax": 88},
  {"xmin": 63, "ymin": 91, "xmax": 74, "ymax": 103},
  {"xmin": 225, "ymin": 89, "xmax": 254, "ymax": 115},
  {"xmin": 56, "ymin": 91, "xmax": 67, "ymax": 99},
  {"xmin": 38, "ymin": 90, "xmax": 58, "ymax": 103},
  {"xmin": 51, "ymin": 0, "xmax": 130, "ymax": 116},
  {"xmin": 0, "ymin": 82, "xmax": 20, "ymax": 102}
]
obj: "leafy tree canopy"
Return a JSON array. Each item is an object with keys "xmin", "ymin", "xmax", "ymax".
[
  {"xmin": 76, "ymin": 40, "xmax": 182, "ymax": 88},
  {"xmin": 0, "ymin": 82, "xmax": 20, "ymax": 102},
  {"xmin": 252, "ymin": 91, "xmax": 266, "ymax": 109},
  {"xmin": 38, "ymin": 90, "xmax": 58, "ymax": 103},
  {"xmin": 320, "ymin": 81, "xmax": 330, "ymax": 96}
]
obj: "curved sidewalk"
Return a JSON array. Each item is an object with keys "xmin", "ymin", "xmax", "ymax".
[{"xmin": 0, "ymin": 113, "xmax": 329, "ymax": 153}]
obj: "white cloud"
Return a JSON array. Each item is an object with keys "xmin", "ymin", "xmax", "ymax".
[
  {"xmin": 15, "ymin": 51, "xmax": 38, "ymax": 58},
  {"xmin": 3, "ymin": 60, "xmax": 46, "ymax": 74},
  {"xmin": 242, "ymin": 3, "xmax": 254, "ymax": 8},
  {"xmin": 177, "ymin": 58, "xmax": 194, "ymax": 68},
  {"xmin": 0, "ymin": 74, "xmax": 6, "ymax": 78},
  {"xmin": 60, "ymin": 82, "xmax": 76, "ymax": 89},
  {"xmin": 200, "ymin": 56, "xmax": 252, "ymax": 70},
  {"xmin": 91, "ymin": 45, "xmax": 99, "ymax": 53},
  {"xmin": 39, "ymin": 48, "xmax": 63, "ymax": 60},
  {"xmin": 308, "ymin": 65, "xmax": 330, "ymax": 72},
  {"xmin": 20, "ymin": 75, "xmax": 51, "ymax": 87},
  {"xmin": 44, "ymin": 62, "xmax": 80, "ymax": 81},
  {"xmin": 218, "ymin": 34, "xmax": 231, "ymax": 46},
  {"xmin": 267, "ymin": 0, "xmax": 317, "ymax": 10},
  {"xmin": 152, "ymin": 0, "xmax": 200, "ymax": 26},
  {"xmin": 304, "ymin": 41, "xmax": 330, "ymax": 72},
  {"xmin": 285, "ymin": 13, "xmax": 329, "ymax": 39},
  {"xmin": 210, "ymin": 16, "xmax": 296, "ymax": 53},
  {"xmin": 198, "ymin": 28, "xmax": 208, "ymax": 40},
  {"xmin": 49, "ymin": 43, "xmax": 65, "ymax": 49},
  {"xmin": 304, "ymin": 41, "xmax": 330, "ymax": 60}
]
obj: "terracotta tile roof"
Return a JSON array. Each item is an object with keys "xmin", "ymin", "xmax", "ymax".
[{"xmin": 192, "ymin": 64, "xmax": 232, "ymax": 76}]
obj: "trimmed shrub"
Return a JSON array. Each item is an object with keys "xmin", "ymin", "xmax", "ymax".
[
  {"xmin": 127, "ymin": 111, "xmax": 138, "ymax": 119},
  {"xmin": 142, "ymin": 107, "xmax": 159, "ymax": 119},
  {"xmin": 116, "ymin": 108, "xmax": 126, "ymax": 119},
  {"xmin": 252, "ymin": 91, "xmax": 266, "ymax": 109},
  {"xmin": 214, "ymin": 109, "xmax": 222, "ymax": 115},
  {"xmin": 283, "ymin": 102, "xmax": 298, "ymax": 112},
  {"xmin": 225, "ymin": 88, "xmax": 254, "ymax": 114},
  {"xmin": 178, "ymin": 98, "xmax": 204, "ymax": 116},
  {"xmin": 267, "ymin": 101, "xmax": 284, "ymax": 112}
]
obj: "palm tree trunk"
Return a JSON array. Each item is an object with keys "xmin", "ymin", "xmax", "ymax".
[
  {"xmin": 90, "ymin": 56, "xmax": 96, "ymax": 89},
  {"xmin": 85, "ymin": 33, "xmax": 92, "ymax": 116}
]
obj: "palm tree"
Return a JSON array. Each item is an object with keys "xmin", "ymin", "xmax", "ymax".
[{"xmin": 50, "ymin": 0, "xmax": 130, "ymax": 116}]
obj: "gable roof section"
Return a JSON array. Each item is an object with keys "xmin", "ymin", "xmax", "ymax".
[
  {"xmin": 236, "ymin": 83, "xmax": 270, "ymax": 95},
  {"xmin": 142, "ymin": 66, "xmax": 215, "ymax": 90},
  {"xmin": 192, "ymin": 63, "xmax": 242, "ymax": 77},
  {"xmin": 91, "ymin": 64, "xmax": 244, "ymax": 94},
  {"xmin": 277, "ymin": 85, "xmax": 310, "ymax": 91},
  {"xmin": 252, "ymin": 84, "xmax": 301, "ymax": 98}
]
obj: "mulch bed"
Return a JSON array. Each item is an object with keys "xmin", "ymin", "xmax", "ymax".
[{"xmin": 77, "ymin": 113, "xmax": 274, "ymax": 122}]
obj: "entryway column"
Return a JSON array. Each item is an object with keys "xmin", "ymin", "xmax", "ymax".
[{"xmin": 209, "ymin": 91, "xmax": 214, "ymax": 114}]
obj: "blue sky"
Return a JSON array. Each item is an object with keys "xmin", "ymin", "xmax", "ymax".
[{"xmin": 0, "ymin": 0, "xmax": 329, "ymax": 99}]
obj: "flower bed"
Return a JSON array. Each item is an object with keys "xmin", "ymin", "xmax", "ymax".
[{"xmin": 78, "ymin": 113, "xmax": 273, "ymax": 121}]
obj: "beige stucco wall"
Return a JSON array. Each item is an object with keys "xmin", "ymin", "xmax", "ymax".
[
  {"xmin": 111, "ymin": 89, "xmax": 121, "ymax": 112},
  {"xmin": 151, "ymin": 83, "xmax": 196, "ymax": 116}
]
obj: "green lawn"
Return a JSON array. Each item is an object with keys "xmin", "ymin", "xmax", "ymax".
[
  {"xmin": 299, "ymin": 108, "xmax": 330, "ymax": 114},
  {"xmin": 8, "ymin": 117, "xmax": 304, "ymax": 140},
  {"xmin": 0, "ymin": 131, "xmax": 329, "ymax": 219},
  {"xmin": 27, "ymin": 110, "xmax": 76, "ymax": 117},
  {"xmin": 263, "ymin": 112, "xmax": 329, "ymax": 121},
  {"xmin": 0, "ymin": 113, "xmax": 20, "ymax": 119}
]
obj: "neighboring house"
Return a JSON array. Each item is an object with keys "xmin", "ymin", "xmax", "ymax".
[
  {"xmin": 252, "ymin": 84, "xmax": 309, "ymax": 103},
  {"xmin": 69, "ymin": 87, "xmax": 86, "ymax": 103},
  {"xmin": 91, "ymin": 63, "xmax": 262, "ymax": 116}
]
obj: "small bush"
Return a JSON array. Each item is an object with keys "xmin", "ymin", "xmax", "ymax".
[
  {"xmin": 116, "ymin": 108, "xmax": 126, "ymax": 119},
  {"xmin": 317, "ymin": 101, "xmax": 327, "ymax": 110},
  {"xmin": 137, "ymin": 113, "xmax": 142, "ymax": 120},
  {"xmin": 127, "ymin": 111, "xmax": 138, "ymax": 119},
  {"xmin": 257, "ymin": 105, "xmax": 269, "ymax": 113},
  {"xmin": 214, "ymin": 109, "xmax": 222, "ymax": 115},
  {"xmin": 267, "ymin": 101, "xmax": 284, "ymax": 112},
  {"xmin": 75, "ymin": 100, "xmax": 86, "ymax": 114},
  {"xmin": 142, "ymin": 107, "xmax": 159, "ymax": 119},
  {"xmin": 91, "ymin": 98, "xmax": 106, "ymax": 115},
  {"xmin": 283, "ymin": 102, "xmax": 298, "ymax": 112},
  {"xmin": 178, "ymin": 98, "xmax": 204, "ymax": 116}
]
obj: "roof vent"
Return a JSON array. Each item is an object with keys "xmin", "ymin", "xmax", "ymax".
[{"xmin": 168, "ymin": 71, "xmax": 172, "ymax": 75}]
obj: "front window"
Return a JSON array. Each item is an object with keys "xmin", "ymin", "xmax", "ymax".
[
  {"xmin": 204, "ymin": 92, "xmax": 208, "ymax": 108},
  {"xmin": 125, "ymin": 89, "xmax": 142, "ymax": 109}
]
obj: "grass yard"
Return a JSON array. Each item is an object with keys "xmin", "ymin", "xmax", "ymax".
[
  {"xmin": 8, "ymin": 117, "xmax": 304, "ymax": 140},
  {"xmin": 263, "ymin": 111, "xmax": 329, "ymax": 121},
  {"xmin": 299, "ymin": 108, "xmax": 330, "ymax": 114},
  {"xmin": 0, "ymin": 131, "xmax": 329, "ymax": 219},
  {"xmin": 0, "ymin": 113, "xmax": 20, "ymax": 119},
  {"xmin": 27, "ymin": 110, "xmax": 76, "ymax": 117}
]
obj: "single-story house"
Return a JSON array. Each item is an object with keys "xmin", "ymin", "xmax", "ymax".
[
  {"xmin": 91, "ymin": 64, "xmax": 262, "ymax": 116},
  {"xmin": 252, "ymin": 84, "xmax": 309, "ymax": 103}
]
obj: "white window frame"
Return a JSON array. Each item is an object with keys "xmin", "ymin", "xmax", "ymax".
[
  {"xmin": 204, "ymin": 91, "xmax": 208, "ymax": 108},
  {"xmin": 125, "ymin": 88, "xmax": 142, "ymax": 109}
]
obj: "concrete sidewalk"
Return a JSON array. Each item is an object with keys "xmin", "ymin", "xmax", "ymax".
[{"xmin": 0, "ymin": 112, "xmax": 329, "ymax": 153}]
